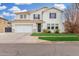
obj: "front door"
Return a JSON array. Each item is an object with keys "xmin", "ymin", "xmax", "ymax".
[{"xmin": 37, "ymin": 23, "xmax": 41, "ymax": 32}]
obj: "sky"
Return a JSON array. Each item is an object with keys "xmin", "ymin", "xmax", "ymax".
[{"xmin": 0, "ymin": 3, "xmax": 70, "ymax": 21}]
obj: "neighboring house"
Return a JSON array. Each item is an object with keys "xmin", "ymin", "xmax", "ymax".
[
  {"xmin": 0, "ymin": 17, "xmax": 12, "ymax": 33},
  {"xmin": 12, "ymin": 7, "xmax": 64, "ymax": 33}
]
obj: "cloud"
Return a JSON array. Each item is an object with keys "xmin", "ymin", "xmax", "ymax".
[
  {"xmin": 21, "ymin": 9, "xmax": 27, "ymax": 12},
  {"xmin": 0, "ymin": 15, "xmax": 4, "ymax": 18},
  {"xmin": 9, "ymin": 6, "xmax": 27, "ymax": 12},
  {"xmin": 2, "ymin": 12, "xmax": 15, "ymax": 16},
  {"xmin": 15, "ymin": 3, "xmax": 32, "ymax": 5},
  {"xmin": 54, "ymin": 4, "xmax": 66, "ymax": 10},
  {"xmin": 0, "ymin": 5, "xmax": 7, "ymax": 10},
  {"xmin": 9, "ymin": 6, "xmax": 21, "ymax": 12}
]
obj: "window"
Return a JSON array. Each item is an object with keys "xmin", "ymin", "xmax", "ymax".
[
  {"xmin": 47, "ymin": 24, "xmax": 50, "ymax": 29},
  {"xmin": 55, "ymin": 26, "xmax": 58, "ymax": 29},
  {"xmin": 24, "ymin": 15, "xmax": 26, "ymax": 18},
  {"xmin": 20, "ymin": 15, "xmax": 23, "ymax": 19},
  {"xmin": 49, "ymin": 13, "xmax": 56, "ymax": 19},
  {"xmin": 56, "ymin": 24, "xmax": 58, "ymax": 26},
  {"xmin": 38, "ymin": 14, "xmax": 40, "ymax": 19},
  {"xmin": 55, "ymin": 24, "xmax": 59, "ymax": 29},
  {"xmin": 51, "ymin": 24, "xmax": 54, "ymax": 29},
  {"xmin": 33, "ymin": 14, "xmax": 40, "ymax": 19},
  {"xmin": 20, "ymin": 14, "xmax": 27, "ymax": 19}
]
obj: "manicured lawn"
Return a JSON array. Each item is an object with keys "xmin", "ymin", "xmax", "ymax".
[
  {"xmin": 32, "ymin": 33, "xmax": 79, "ymax": 41},
  {"xmin": 32, "ymin": 33, "xmax": 78, "ymax": 36},
  {"xmin": 39, "ymin": 37, "xmax": 79, "ymax": 41}
]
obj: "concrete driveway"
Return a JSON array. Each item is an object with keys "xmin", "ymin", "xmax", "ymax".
[{"xmin": 0, "ymin": 33, "xmax": 48, "ymax": 43}]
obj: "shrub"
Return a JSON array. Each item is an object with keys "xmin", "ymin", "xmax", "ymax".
[
  {"xmin": 43, "ymin": 29, "xmax": 49, "ymax": 33},
  {"xmin": 54, "ymin": 29, "xmax": 60, "ymax": 33},
  {"xmin": 43, "ymin": 29, "xmax": 51, "ymax": 33},
  {"xmin": 48, "ymin": 30, "xmax": 51, "ymax": 33}
]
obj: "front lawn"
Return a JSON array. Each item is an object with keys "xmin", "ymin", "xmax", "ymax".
[
  {"xmin": 32, "ymin": 33, "xmax": 78, "ymax": 36},
  {"xmin": 39, "ymin": 37, "xmax": 79, "ymax": 41},
  {"xmin": 32, "ymin": 33, "xmax": 79, "ymax": 41}
]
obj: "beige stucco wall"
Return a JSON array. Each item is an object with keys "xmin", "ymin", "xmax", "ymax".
[
  {"xmin": 0, "ymin": 19, "xmax": 9, "ymax": 33},
  {"xmin": 15, "ymin": 14, "xmax": 30, "ymax": 20},
  {"xmin": 42, "ymin": 8, "xmax": 64, "ymax": 33},
  {"xmin": 29, "ymin": 7, "xmax": 48, "ymax": 20}
]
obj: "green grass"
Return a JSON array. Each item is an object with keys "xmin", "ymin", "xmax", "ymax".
[
  {"xmin": 32, "ymin": 33, "xmax": 79, "ymax": 41},
  {"xmin": 32, "ymin": 33, "xmax": 78, "ymax": 36},
  {"xmin": 39, "ymin": 37, "xmax": 79, "ymax": 41}
]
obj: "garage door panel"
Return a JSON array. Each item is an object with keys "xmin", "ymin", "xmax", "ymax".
[{"xmin": 15, "ymin": 25, "xmax": 33, "ymax": 33}]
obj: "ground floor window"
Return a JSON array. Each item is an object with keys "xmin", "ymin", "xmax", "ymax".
[
  {"xmin": 51, "ymin": 24, "xmax": 54, "ymax": 29},
  {"xmin": 47, "ymin": 24, "xmax": 59, "ymax": 30},
  {"xmin": 47, "ymin": 24, "xmax": 50, "ymax": 29},
  {"xmin": 55, "ymin": 26, "xmax": 58, "ymax": 29},
  {"xmin": 55, "ymin": 24, "xmax": 59, "ymax": 29}
]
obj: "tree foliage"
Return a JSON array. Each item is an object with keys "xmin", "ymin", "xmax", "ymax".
[{"xmin": 64, "ymin": 3, "xmax": 79, "ymax": 33}]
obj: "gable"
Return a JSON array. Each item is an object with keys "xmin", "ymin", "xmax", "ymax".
[
  {"xmin": 30, "ymin": 7, "xmax": 48, "ymax": 14},
  {"xmin": 43, "ymin": 7, "xmax": 63, "ymax": 13}
]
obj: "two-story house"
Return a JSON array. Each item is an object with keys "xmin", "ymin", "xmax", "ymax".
[{"xmin": 12, "ymin": 7, "xmax": 64, "ymax": 33}]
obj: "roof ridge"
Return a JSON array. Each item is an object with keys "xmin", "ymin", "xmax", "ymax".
[
  {"xmin": 0, "ymin": 17, "xmax": 8, "ymax": 21},
  {"xmin": 15, "ymin": 7, "xmax": 49, "ymax": 14}
]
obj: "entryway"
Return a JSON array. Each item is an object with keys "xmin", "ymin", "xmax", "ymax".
[{"xmin": 37, "ymin": 23, "xmax": 41, "ymax": 32}]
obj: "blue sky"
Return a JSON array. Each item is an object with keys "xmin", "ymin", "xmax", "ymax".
[{"xmin": 0, "ymin": 3, "xmax": 70, "ymax": 21}]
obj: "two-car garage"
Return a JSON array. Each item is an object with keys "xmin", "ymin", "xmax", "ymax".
[{"xmin": 14, "ymin": 24, "xmax": 33, "ymax": 33}]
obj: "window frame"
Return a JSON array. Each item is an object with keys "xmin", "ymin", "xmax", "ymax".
[
  {"xmin": 20, "ymin": 14, "xmax": 23, "ymax": 19},
  {"xmin": 47, "ymin": 24, "xmax": 50, "ymax": 29},
  {"xmin": 55, "ymin": 24, "xmax": 59, "ymax": 29},
  {"xmin": 33, "ymin": 14, "xmax": 40, "ymax": 19},
  {"xmin": 49, "ymin": 13, "xmax": 56, "ymax": 19},
  {"xmin": 51, "ymin": 24, "xmax": 54, "ymax": 30},
  {"xmin": 24, "ymin": 14, "xmax": 27, "ymax": 19}
]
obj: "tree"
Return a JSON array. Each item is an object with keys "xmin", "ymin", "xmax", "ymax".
[{"xmin": 64, "ymin": 3, "xmax": 79, "ymax": 33}]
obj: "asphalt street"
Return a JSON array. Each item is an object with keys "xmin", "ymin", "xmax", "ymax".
[{"xmin": 0, "ymin": 43, "xmax": 79, "ymax": 56}]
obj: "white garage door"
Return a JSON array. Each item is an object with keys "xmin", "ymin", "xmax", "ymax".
[{"xmin": 15, "ymin": 25, "xmax": 32, "ymax": 33}]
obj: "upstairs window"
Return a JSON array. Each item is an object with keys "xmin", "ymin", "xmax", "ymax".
[
  {"xmin": 20, "ymin": 15, "xmax": 23, "ymax": 19},
  {"xmin": 24, "ymin": 15, "xmax": 26, "ymax": 18},
  {"xmin": 49, "ymin": 13, "xmax": 56, "ymax": 19},
  {"xmin": 20, "ymin": 14, "xmax": 27, "ymax": 19},
  {"xmin": 33, "ymin": 14, "xmax": 40, "ymax": 19}
]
